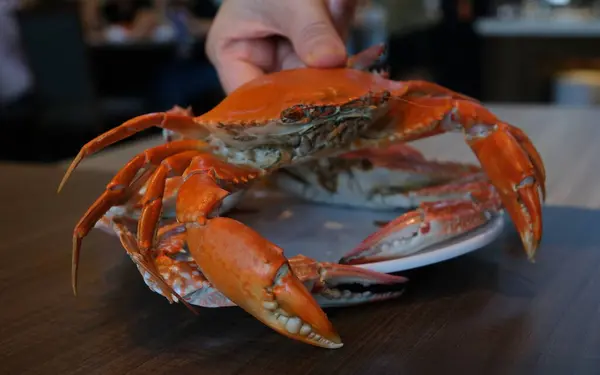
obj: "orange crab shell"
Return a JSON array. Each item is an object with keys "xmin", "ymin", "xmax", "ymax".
[{"xmin": 196, "ymin": 68, "xmax": 405, "ymax": 125}]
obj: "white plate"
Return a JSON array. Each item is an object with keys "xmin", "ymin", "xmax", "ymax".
[{"xmin": 229, "ymin": 189, "xmax": 505, "ymax": 274}]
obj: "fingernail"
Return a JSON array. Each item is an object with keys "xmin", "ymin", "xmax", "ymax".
[{"xmin": 306, "ymin": 39, "xmax": 347, "ymax": 67}]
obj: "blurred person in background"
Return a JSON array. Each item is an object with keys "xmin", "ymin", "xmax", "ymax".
[
  {"xmin": 80, "ymin": 0, "xmax": 163, "ymax": 43},
  {"xmin": 0, "ymin": 0, "xmax": 33, "ymax": 112},
  {"xmin": 378, "ymin": 0, "xmax": 442, "ymax": 81},
  {"xmin": 151, "ymin": 0, "xmax": 222, "ymax": 112},
  {"xmin": 379, "ymin": 0, "xmax": 483, "ymax": 97},
  {"xmin": 157, "ymin": 0, "xmax": 213, "ymax": 40}
]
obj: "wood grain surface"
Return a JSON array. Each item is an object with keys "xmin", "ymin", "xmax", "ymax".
[{"xmin": 3, "ymin": 104, "xmax": 600, "ymax": 375}]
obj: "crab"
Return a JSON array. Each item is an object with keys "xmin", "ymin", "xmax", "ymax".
[{"xmin": 57, "ymin": 44, "xmax": 545, "ymax": 349}]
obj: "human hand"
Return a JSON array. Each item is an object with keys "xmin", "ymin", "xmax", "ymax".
[{"xmin": 206, "ymin": 0, "xmax": 358, "ymax": 94}]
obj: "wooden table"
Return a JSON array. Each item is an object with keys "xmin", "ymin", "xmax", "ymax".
[{"xmin": 3, "ymin": 104, "xmax": 600, "ymax": 374}]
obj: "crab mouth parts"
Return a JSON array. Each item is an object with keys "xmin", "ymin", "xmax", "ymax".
[
  {"xmin": 288, "ymin": 123, "xmax": 339, "ymax": 158},
  {"xmin": 289, "ymin": 115, "xmax": 370, "ymax": 159},
  {"xmin": 262, "ymin": 299, "xmax": 343, "ymax": 349}
]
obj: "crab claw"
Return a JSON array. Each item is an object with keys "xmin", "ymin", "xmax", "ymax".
[
  {"xmin": 379, "ymin": 95, "xmax": 545, "ymax": 260},
  {"xmin": 467, "ymin": 121, "xmax": 545, "ymax": 260},
  {"xmin": 289, "ymin": 255, "xmax": 408, "ymax": 307},
  {"xmin": 340, "ymin": 195, "xmax": 500, "ymax": 265},
  {"xmin": 185, "ymin": 217, "xmax": 343, "ymax": 349}
]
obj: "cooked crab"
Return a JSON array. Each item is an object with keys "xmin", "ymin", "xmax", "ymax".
[{"xmin": 58, "ymin": 44, "xmax": 545, "ymax": 349}]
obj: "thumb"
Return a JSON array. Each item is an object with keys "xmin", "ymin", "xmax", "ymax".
[{"xmin": 277, "ymin": 0, "xmax": 347, "ymax": 68}]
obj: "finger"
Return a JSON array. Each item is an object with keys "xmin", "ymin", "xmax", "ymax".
[
  {"xmin": 216, "ymin": 58, "xmax": 265, "ymax": 94},
  {"xmin": 275, "ymin": 0, "xmax": 347, "ymax": 67},
  {"xmin": 206, "ymin": 1, "xmax": 280, "ymax": 93},
  {"xmin": 276, "ymin": 39, "xmax": 306, "ymax": 71}
]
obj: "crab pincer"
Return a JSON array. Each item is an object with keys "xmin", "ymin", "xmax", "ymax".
[
  {"xmin": 165, "ymin": 156, "xmax": 342, "ymax": 348},
  {"xmin": 183, "ymin": 217, "xmax": 342, "ymax": 348}
]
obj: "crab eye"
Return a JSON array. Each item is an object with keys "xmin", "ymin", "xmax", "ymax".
[
  {"xmin": 310, "ymin": 106, "xmax": 338, "ymax": 118},
  {"xmin": 376, "ymin": 91, "xmax": 391, "ymax": 104},
  {"xmin": 341, "ymin": 98, "xmax": 365, "ymax": 112},
  {"xmin": 281, "ymin": 106, "xmax": 306, "ymax": 123}
]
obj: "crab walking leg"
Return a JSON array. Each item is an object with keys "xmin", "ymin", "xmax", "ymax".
[
  {"xmin": 135, "ymin": 151, "xmax": 261, "ymax": 252},
  {"xmin": 339, "ymin": 176, "xmax": 503, "ymax": 264},
  {"xmin": 57, "ymin": 110, "xmax": 208, "ymax": 192},
  {"xmin": 97, "ymin": 216, "xmax": 199, "ymax": 311},
  {"xmin": 377, "ymin": 95, "xmax": 545, "ymax": 260},
  {"xmin": 136, "ymin": 152, "xmax": 207, "ymax": 253},
  {"xmin": 166, "ymin": 158, "xmax": 343, "ymax": 348},
  {"xmin": 68, "ymin": 142, "xmax": 208, "ymax": 295},
  {"xmin": 98, "ymin": 217, "xmax": 235, "ymax": 308}
]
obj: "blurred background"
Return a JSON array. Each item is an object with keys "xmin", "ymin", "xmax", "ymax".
[{"xmin": 2, "ymin": 0, "xmax": 600, "ymax": 163}]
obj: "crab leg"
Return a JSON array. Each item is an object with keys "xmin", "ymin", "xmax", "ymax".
[
  {"xmin": 57, "ymin": 107, "xmax": 208, "ymax": 193},
  {"xmin": 99, "ymin": 217, "xmax": 236, "ymax": 308},
  {"xmin": 102, "ymin": 217, "xmax": 199, "ymax": 310},
  {"xmin": 68, "ymin": 140, "xmax": 208, "ymax": 294},
  {"xmin": 370, "ymin": 93, "xmax": 545, "ymax": 259}
]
